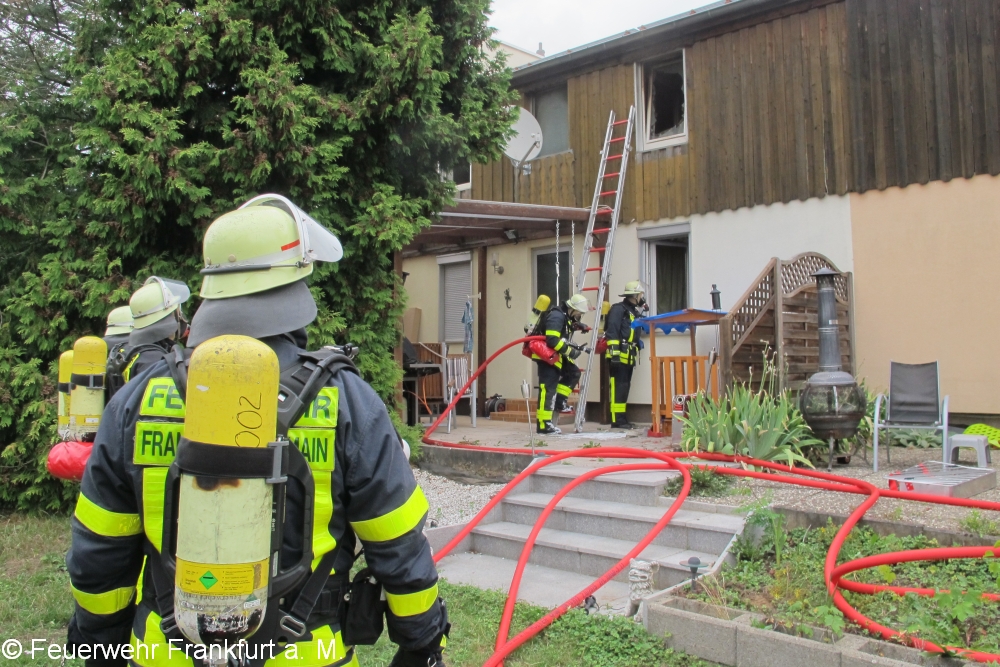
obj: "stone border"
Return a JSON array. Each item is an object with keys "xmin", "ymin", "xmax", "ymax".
[
  {"xmin": 774, "ymin": 506, "xmax": 999, "ymax": 547},
  {"xmin": 416, "ymin": 444, "xmax": 533, "ymax": 483},
  {"xmin": 644, "ymin": 596, "xmax": 971, "ymax": 667}
]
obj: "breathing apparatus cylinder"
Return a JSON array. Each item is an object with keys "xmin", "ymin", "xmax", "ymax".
[
  {"xmin": 173, "ymin": 335, "xmax": 278, "ymax": 649},
  {"xmin": 524, "ymin": 294, "xmax": 551, "ymax": 334},
  {"xmin": 68, "ymin": 337, "xmax": 107, "ymax": 441},
  {"xmin": 57, "ymin": 350, "xmax": 74, "ymax": 440}
]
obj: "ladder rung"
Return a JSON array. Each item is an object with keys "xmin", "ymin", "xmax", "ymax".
[
  {"xmin": 585, "ymin": 267, "xmax": 603, "ymax": 272},
  {"xmin": 606, "ymin": 154, "xmax": 623, "ymax": 161},
  {"xmin": 591, "ymin": 228, "xmax": 611, "ymax": 234},
  {"xmin": 589, "ymin": 247, "xmax": 606, "ymax": 253},
  {"xmin": 582, "ymin": 287, "xmax": 600, "ymax": 292},
  {"xmin": 602, "ymin": 172, "xmax": 620, "ymax": 179},
  {"xmin": 599, "ymin": 190, "xmax": 618, "ymax": 197},
  {"xmin": 609, "ymin": 137, "xmax": 626, "ymax": 143},
  {"xmin": 612, "ymin": 119, "xmax": 629, "ymax": 126}
]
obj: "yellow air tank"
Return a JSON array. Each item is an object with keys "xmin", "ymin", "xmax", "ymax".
[
  {"xmin": 174, "ymin": 335, "xmax": 279, "ymax": 649},
  {"xmin": 524, "ymin": 294, "xmax": 551, "ymax": 334},
  {"xmin": 69, "ymin": 337, "xmax": 107, "ymax": 441},
  {"xmin": 57, "ymin": 350, "xmax": 74, "ymax": 440}
]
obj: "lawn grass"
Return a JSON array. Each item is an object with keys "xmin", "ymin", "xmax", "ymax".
[
  {"xmin": 1, "ymin": 512, "xmax": 713, "ymax": 666},
  {"xmin": 680, "ymin": 516, "xmax": 1000, "ymax": 655}
]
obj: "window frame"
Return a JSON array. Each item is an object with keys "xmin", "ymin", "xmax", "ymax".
[
  {"xmin": 634, "ymin": 50, "xmax": 689, "ymax": 152},
  {"xmin": 530, "ymin": 83, "xmax": 571, "ymax": 159},
  {"xmin": 638, "ymin": 224, "xmax": 691, "ymax": 323}
]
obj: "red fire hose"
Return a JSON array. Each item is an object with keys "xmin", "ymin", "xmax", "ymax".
[{"xmin": 422, "ymin": 337, "xmax": 1000, "ymax": 664}]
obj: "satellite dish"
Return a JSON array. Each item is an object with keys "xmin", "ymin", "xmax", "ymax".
[{"xmin": 503, "ymin": 107, "xmax": 543, "ymax": 164}]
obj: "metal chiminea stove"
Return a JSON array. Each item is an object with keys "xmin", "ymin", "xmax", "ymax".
[{"xmin": 798, "ymin": 268, "xmax": 867, "ymax": 470}]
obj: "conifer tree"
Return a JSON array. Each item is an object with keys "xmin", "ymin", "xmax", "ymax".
[{"xmin": 0, "ymin": 0, "xmax": 515, "ymax": 509}]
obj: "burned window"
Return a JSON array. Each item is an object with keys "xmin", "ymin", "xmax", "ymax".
[{"xmin": 644, "ymin": 56, "xmax": 686, "ymax": 143}]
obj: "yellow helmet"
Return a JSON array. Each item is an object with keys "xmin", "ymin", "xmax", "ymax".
[
  {"xmin": 565, "ymin": 293, "xmax": 590, "ymax": 314},
  {"xmin": 130, "ymin": 277, "xmax": 191, "ymax": 329},
  {"xmin": 129, "ymin": 277, "xmax": 191, "ymax": 345},
  {"xmin": 188, "ymin": 195, "xmax": 342, "ymax": 347},
  {"xmin": 105, "ymin": 306, "xmax": 134, "ymax": 336},
  {"xmin": 199, "ymin": 194, "xmax": 343, "ymax": 300},
  {"xmin": 620, "ymin": 280, "xmax": 645, "ymax": 297}
]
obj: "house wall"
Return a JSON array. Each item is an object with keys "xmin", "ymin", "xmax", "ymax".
[
  {"xmin": 401, "ymin": 252, "xmax": 480, "ymax": 355},
  {"xmin": 614, "ymin": 195, "xmax": 854, "ymax": 406},
  {"xmin": 850, "ymin": 173, "xmax": 1000, "ymax": 415}
]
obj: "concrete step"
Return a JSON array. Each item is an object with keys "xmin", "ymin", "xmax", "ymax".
[
  {"xmin": 501, "ymin": 492, "xmax": 743, "ymax": 554},
  {"xmin": 436, "ymin": 552, "xmax": 631, "ymax": 613},
  {"xmin": 528, "ymin": 464, "xmax": 677, "ymax": 506},
  {"xmin": 471, "ymin": 521, "xmax": 718, "ymax": 589}
]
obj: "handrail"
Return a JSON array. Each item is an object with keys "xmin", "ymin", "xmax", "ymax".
[{"xmin": 725, "ymin": 257, "xmax": 777, "ymax": 350}]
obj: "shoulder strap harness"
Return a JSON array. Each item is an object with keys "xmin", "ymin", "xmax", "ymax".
[{"xmin": 152, "ymin": 343, "xmax": 361, "ymax": 652}]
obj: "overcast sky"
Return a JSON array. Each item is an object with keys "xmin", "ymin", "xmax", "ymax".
[{"xmin": 490, "ymin": 0, "xmax": 712, "ymax": 56}]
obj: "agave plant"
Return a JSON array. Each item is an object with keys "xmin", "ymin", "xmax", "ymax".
[{"xmin": 679, "ymin": 351, "xmax": 820, "ymax": 466}]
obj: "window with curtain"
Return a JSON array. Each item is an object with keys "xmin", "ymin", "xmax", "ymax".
[{"xmin": 654, "ymin": 242, "xmax": 688, "ymax": 314}]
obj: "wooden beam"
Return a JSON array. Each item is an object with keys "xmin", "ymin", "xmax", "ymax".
[
  {"xmin": 477, "ymin": 246, "xmax": 488, "ymax": 417},
  {"xmin": 393, "ymin": 250, "xmax": 404, "ymax": 416}
]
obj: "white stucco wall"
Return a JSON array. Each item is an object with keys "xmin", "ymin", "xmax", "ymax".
[{"xmin": 609, "ymin": 195, "xmax": 855, "ymax": 406}]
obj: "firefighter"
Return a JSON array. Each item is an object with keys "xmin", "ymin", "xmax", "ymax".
[
  {"xmin": 534, "ymin": 293, "xmax": 590, "ymax": 435},
  {"xmin": 66, "ymin": 195, "xmax": 448, "ymax": 667},
  {"xmin": 106, "ymin": 277, "xmax": 191, "ymax": 396},
  {"xmin": 605, "ymin": 280, "xmax": 647, "ymax": 429},
  {"xmin": 102, "ymin": 306, "xmax": 134, "ymax": 349}
]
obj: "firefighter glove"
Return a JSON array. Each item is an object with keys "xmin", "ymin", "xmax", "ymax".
[{"xmin": 388, "ymin": 634, "xmax": 447, "ymax": 667}]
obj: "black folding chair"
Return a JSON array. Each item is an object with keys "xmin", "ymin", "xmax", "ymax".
[{"xmin": 872, "ymin": 361, "xmax": 949, "ymax": 472}]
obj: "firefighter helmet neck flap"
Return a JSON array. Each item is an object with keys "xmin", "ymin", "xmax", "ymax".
[
  {"xmin": 105, "ymin": 305, "xmax": 134, "ymax": 336},
  {"xmin": 129, "ymin": 277, "xmax": 191, "ymax": 346},
  {"xmin": 188, "ymin": 194, "xmax": 343, "ymax": 347}
]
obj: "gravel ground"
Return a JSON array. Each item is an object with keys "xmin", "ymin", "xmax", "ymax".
[
  {"xmin": 705, "ymin": 446, "xmax": 1000, "ymax": 535},
  {"xmin": 414, "ymin": 468, "xmax": 504, "ymax": 527}
]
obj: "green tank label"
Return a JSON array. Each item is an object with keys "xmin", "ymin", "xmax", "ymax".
[{"xmin": 134, "ymin": 421, "xmax": 183, "ymax": 465}]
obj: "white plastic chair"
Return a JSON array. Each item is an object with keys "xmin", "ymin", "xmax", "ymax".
[{"xmin": 444, "ymin": 353, "xmax": 477, "ymax": 434}]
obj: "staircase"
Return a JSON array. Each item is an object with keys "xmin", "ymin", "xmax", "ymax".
[{"xmin": 433, "ymin": 464, "xmax": 745, "ymax": 612}]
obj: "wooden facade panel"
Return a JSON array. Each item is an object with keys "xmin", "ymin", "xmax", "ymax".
[
  {"xmin": 846, "ymin": 0, "xmax": 1000, "ymax": 189},
  {"xmin": 470, "ymin": 153, "xmax": 575, "ymax": 207},
  {"xmin": 470, "ymin": 0, "xmax": 1000, "ymax": 219}
]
